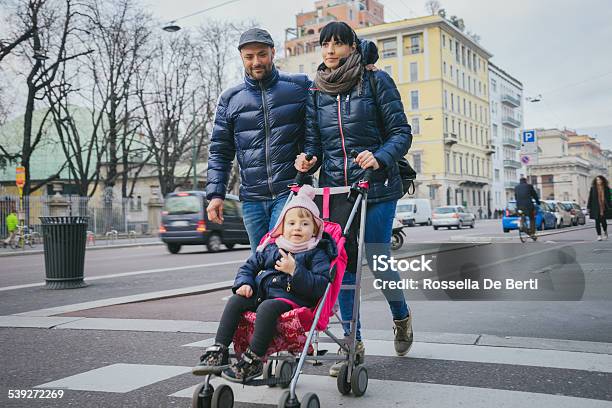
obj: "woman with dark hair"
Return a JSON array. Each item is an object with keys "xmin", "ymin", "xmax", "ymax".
[
  {"xmin": 295, "ymin": 21, "xmax": 413, "ymax": 376},
  {"xmin": 587, "ymin": 175, "xmax": 611, "ymax": 241}
]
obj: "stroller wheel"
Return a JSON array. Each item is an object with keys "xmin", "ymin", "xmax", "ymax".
[
  {"xmin": 336, "ymin": 363, "xmax": 351, "ymax": 395},
  {"xmin": 278, "ymin": 390, "xmax": 298, "ymax": 408},
  {"xmin": 300, "ymin": 392, "xmax": 320, "ymax": 408},
  {"xmin": 351, "ymin": 365, "xmax": 368, "ymax": 397},
  {"xmin": 263, "ymin": 360, "xmax": 276, "ymax": 387},
  {"xmin": 192, "ymin": 382, "xmax": 213, "ymax": 408},
  {"xmin": 276, "ymin": 360, "xmax": 294, "ymax": 389},
  {"xmin": 211, "ymin": 384, "xmax": 234, "ymax": 408}
]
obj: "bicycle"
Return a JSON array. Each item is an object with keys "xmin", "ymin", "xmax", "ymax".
[
  {"xmin": 517, "ymin": 209, "xmax": 537, "ymax": 243},
  {"xmin": 8, "ymin": 225, "xmax": 35, "ymax": 249}
]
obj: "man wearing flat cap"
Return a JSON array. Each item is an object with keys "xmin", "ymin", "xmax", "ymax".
[{"xmin": 205, "ymin": 28, "xmax": 310, "ymax": 252}]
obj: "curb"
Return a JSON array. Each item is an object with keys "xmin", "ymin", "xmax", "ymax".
[{"xmin": 0, "ymin": 240, "xmax": 164, "ymax": 257}]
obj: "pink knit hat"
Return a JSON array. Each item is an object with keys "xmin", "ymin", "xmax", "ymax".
[{"xmin": 270, "ymin": 184, "xmax": 323, "ymax": 240}]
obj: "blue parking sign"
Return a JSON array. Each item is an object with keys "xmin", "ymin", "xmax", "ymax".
[{"xmin": 523, "ymin": 130, "xmax": 536, "ymax": 143}]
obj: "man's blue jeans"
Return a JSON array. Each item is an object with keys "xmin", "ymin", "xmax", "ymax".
[
  {"xmin": 241, "ymin": 195, "xmax": 288, "ymax": 253},
  {"xmin": 338, "ymin": 199, "xmax": 409, "ymax": 341}
]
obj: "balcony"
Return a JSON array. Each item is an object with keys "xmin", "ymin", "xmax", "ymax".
[
  {"xmin": 303, "ymin": 15, "xmax": 337, "ymax": 26},
  {"xmin": 501, "ymin": 93, "xmax": 521, "ymax": 107},
  {"xmin": 504, "ymin": 181, "xmax": 519, "ymax": 189},
  {"xmin": 484, "ymin": 143, "xmax": 495, "ymax": 155},
  {"xmin": 502, "ymin": 115, "xmax": 521, "ymax": 128},
  {"xmin": 503, "ymin": 159, "xmax": 522, "ymax": 169},
  {"xmin": 502, "ymin": 137, "xmax": 521, "ymax": 148},
  {"xmin": 443, "ymin": 132, "xmax": 458, "ymax": 145}
]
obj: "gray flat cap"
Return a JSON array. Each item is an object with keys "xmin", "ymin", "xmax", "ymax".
[{"xmin": 238, "ymin": 28, "xmax": 275, "ymax": 50}]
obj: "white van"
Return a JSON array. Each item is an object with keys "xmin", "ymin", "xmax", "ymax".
[{"xmin": 396, "ymin": 199, "xmax": 432, "ymax": 226}]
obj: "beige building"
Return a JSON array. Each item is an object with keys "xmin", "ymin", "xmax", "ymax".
[
  {"xmin": 603, "ymin": 149, "xmax": 612, "ymax": 181},
  {"xmin": 525, "ymin": 129, "xmax": 592, "ymax": 205}
]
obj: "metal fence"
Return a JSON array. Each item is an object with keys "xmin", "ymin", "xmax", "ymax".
[{"xmin": 0, "ymin": 194, "xmax": 152, "ymax": 238}]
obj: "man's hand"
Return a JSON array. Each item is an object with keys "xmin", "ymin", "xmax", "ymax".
[
  {"xmin": 207, "ymin": 198, "xmax": 224, "ymax": 224},
  {"xmin": 236, "ymin": 285, "xmax": 253, "ymax": 298},
  {"xmin": 365, "ymin": 64, "xmax": 378, "ymax": 72},
  {"xmin": 295, "ymin": 153, "xmax": 318, "ymax": 173},
  {"xmin": 354, "ymin": 150, "xmax": 380, "ymax": 170},
  {"xmin": 275, "ymin": 249, "xmax": 296, "ymax": 276}
]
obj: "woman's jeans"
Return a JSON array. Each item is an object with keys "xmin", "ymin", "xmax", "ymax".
[
  {"xmin": 241, "ymin": 195, "xmax": 288, "ymax": 253},
  {"xmin": 338, "ymin": 199, "xmax": 409, "ymax": 341},
  {"xmin": 595, "ymin": 215, "xmax": 608, "ymax": 235}
]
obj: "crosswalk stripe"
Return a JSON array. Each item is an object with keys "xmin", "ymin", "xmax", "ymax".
[
  {"xmin": 171, "ymin": 373, "xmax": 612, "ymax": 408},
  {"xmin": 181, "ymin": 337, "xmax": 612, "ymax": 373},
  {"xmin": 36, "ymin": 363, "xmax": 190, "ymax": 393}
]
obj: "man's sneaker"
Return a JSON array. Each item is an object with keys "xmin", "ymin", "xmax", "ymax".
[
  {"xmin": 597, "ymin": 235, "xmax": 603, "ymax": 241},
  {"xmin": 221, "ymin": 348, "xmax": 263, "ymax": 383},
  {"xmin": 604, "ymin": 232, "xmax": 609, "ymax": 240},
  {"xmin": 393, "ymin": 314, "xmax": 413, "ymax": 356},
  {"xmin": 328, "ymin": 340, "xmax": 365, "ymax": 377},
  {"xmin": 192, "ymin": 344, "xmax": 229, "ymax": 375}
]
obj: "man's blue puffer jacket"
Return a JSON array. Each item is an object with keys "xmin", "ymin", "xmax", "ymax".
[
  {"xmin": 206, "ymin": 65, "xmax": 310, "ymax": 202},
  {"xmin": 304, "ymin": 51, "xmax": 412, "ymax": 203},
  {"xmin": 231, "ymin": 233, "xmax": 337, "ymax": 308}
]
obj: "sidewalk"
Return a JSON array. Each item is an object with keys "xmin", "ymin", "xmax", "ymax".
[{"xmin": 0, "ymin": 236, "xmax": 164, "ymax": 257}]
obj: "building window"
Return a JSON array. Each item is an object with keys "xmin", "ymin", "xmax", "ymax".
[
  {"xmin": 311, "ymin": 62, "xmax": 316, "ymax": 72},
  {"xmin": 461, "ymin": 45, "xmax": 466, "ymax": 66},
  {"xmin": 299, "ymin": 64, "xmax": 304, "ymax": 73},
  {"xmin": 453, "ymin": 153, "xmax": 457, "ymax": 173},
  {"xmin": 467, "ymin": 50, "xmax": 472, "ymax": 69},
  {"xmin": 451, "ymin": 118, "xmax": 455, "ymax": 132},
  {"xmin": 410, "ymin": 90, "xmax": 419, "ymax": 110},
  {"xmin": 495, "ymin": 169, "xmax": 500, "ymax": 181},
  {"xmin": 456, "ymin": 68, "xmax": 459, "ymax": 86},
  {"xmin": 463, "ymin": 98, "xmax": 466, "ymax": 116},
  {"xmin": 443, "ymin": 61, "xmax": 447, "ymax": 76},
  {"xmin": 444, "ymin": 90, "xmax": 448, "ymax": 109},
  {"xmin": 380, "ymin": 38, "xmax": 397, "ymax": 58},
  {"xmin": 412, "ymin": 152, "xmax": 422, "ymax": 173},
  {"xmin": 450, "ymin": 64, "xmax": 453, "ymax": 79},
  {"xmin": 410, "ymin": 62, "xmax": 418, "ymax": 81},
  {"xmin": 455, "ymin": 40, "xmax": 460, "ymax": 62},
  {"xmin": 473, "ymin": 54, "xmax": 477, "ymax": 71},
  {"xmin": 446, "ymin": 153, "xmax": 450, "ymax": 172},
  {"xmin": 492, "ymin": 124, "xmax": 498, "ymax": 137},
  {"xmin": 444, "ymin": 116, "xmax": 448, "ymax": 132},
  {"xmin": 384, "ymin": 65, "xmax": 393, "ymax": 75},
  {"xmin": 462, "ymin": 72, "xmax": 465, "ymax": 90},
  {"xmin": 491, "ymin": 78, "xmax": 497, "ymax": 92},
  {"xmin": 459, "ymin": 154, "xmax": 463, "ymax": 174},
  {"xmin": 458, "ymin": 120, "xmax": 462, "ymax": 138},
  {"xmin": 469, "ymin": 101, "xmax": 472, "ymax": 118},
  {"xmin": 450, "ymin": 92, "xmax": 454, "ymax": 111},
  {"xmin": 449, "ymin": 39, "xmax": 453, "ymax": 51},
  {"xmin": 349, "ymin": 8, "xmax": 353, "ymax": 20},
  {"xmin": 409, "ymin": 34, "xmax": 421, "ymax": 54},
  {"xmin": 442, "ymin": 34, "xmax": 446, "ymax": 48},
  {"xmin": 411, "ymin": 117, "xmax": 420, "ymax": 134}
]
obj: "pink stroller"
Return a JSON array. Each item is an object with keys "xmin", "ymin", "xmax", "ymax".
[{"xmin": 192, "ymin": 162, "xmax": 373, "ymax": 408}]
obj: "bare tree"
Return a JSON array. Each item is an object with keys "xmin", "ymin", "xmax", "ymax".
[
  {"xmin": 137, "ymin": 21, "xmax": 243, "ymax": 196},
  {"xmin": 425, "ymin": 0, "xmax": 441, "ymax": 16},
  {"xmin": 0, "ymin": 0, "xmax": 92, "ymax": 209}
]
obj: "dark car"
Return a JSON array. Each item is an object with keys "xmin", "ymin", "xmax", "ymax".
[{"xmin": 160, "ymin": 191, "xmax": 249, "ymax": 254}]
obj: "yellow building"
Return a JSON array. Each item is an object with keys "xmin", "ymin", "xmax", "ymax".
[{"xmin": 280, "ymin": 15, "xmax": 494, "ymax": 211}]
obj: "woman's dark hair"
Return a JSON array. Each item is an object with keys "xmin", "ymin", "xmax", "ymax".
[
  {"xmin": 319, "ymin": 22, "xmax": 359, "ymax": 46},
  {"xmin": 592, "ymin": 175, "xmax": 610, "ymax": 189}
]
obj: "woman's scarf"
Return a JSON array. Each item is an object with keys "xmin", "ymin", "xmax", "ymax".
[
  {"xmin": 274, "ymin": 235, "xmax": 320, "ymax": 254},
  {"xmin": 314, "ymin": 50, "xmax": 363, "ymax": 95}
]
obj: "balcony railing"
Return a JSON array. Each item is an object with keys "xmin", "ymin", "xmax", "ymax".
[
  {"xmin": 502, "ymin": 137, "xmax": 521, "ymax": 148},
  {"xmin": 502, "ymin": 116, "xmax": 521, "ymax": 128},
  {"xmin": 503, "ymin": 159, "xmax": 522, "ymax": 169},
  {"xmin": 501, "ymin": 93, "xmax": 521, "ymax": 107},
  {"xmin": 444, "ymin": 132, "xmax": 458, "ymax": 145},
  {"xmin": 303, "ymin": 15, "xmax": 337, "ymax": 26},
  {"xmin": 504, "ymin": 181, "xmax": 519, "ymax": 189}
]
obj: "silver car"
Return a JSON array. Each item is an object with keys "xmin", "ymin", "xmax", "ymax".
[
  {"xmin": 432, "ymin": 206, "xmax": 476, "ymax": 230},
  {"xmin": 561, "ymin": 201, "xmax": 586, "ymax": 226},
  {"xmin": 543, "ymin": 200, "xmax": 573, "ymax": 228}
]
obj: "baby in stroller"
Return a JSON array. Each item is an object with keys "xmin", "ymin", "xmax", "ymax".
[{"xmin": 192, "ymin": 185, "xmax": 337, "ymax": 383}]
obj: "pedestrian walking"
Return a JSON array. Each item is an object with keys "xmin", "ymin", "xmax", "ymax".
[
  {"xmin": 587, "ymin": 175, "xmax": 611, "ymax": 241},
  {"xmin": 2, "ymin": 205, "xmax": 17, "ymax": 248},
  {"xmin": 294, "ymin": 22, "xmax": 413, "ymax": 375}
]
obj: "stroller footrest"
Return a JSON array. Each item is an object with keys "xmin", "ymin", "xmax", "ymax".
[{"xmin": 247, "ymin": 377, "xmax": 290, "ymax": 387}]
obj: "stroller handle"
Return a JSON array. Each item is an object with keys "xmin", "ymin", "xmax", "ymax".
[
  {"xmin": 295, "ymin": 154, "xmax": 314, "ymax": 186},
  {"xmin": 349, "ymin": 150, "xmax": 373, "ymax": 184}
]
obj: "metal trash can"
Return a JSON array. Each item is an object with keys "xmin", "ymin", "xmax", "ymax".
[{"xmin": 40, "ymin": 216, "xmax": 89, "ymax": 289}]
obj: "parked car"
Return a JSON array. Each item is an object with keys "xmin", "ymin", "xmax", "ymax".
[
  {"xmin": 432, "ymin": 206, "xmax": 475, "ymax": 230},
  {"xmin": 543, "ymin": 200, "xmax": 573, "ymax": 228},
  {"xmin": 395, "ymin": 198, "xmax": 432, "ymax": 226},
  {"xmin": 561, "ymin": 201, "xmax": 585, "ymax": 226},
  {"xmin": 160, "ymin": 192, "xmax": 250, "ymax": 254},
  {"xmin": 502, "ymin": 200, "xmax": 555, "ymax": 233}
]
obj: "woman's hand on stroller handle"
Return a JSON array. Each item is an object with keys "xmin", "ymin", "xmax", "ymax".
[
  {"xmin": 275, "ymin": 249, "xmax": 296, "ymax": 275},
  {"xmin": 236, "ymin": 285, "xmax": 253, "ymax": 298}
]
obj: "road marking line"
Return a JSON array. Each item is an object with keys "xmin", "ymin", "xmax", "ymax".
[
  {"xmin": 172, "ymin": 373, "xmax": 612, "ymax": 408},
  {"xmin": 36, "ymin": 363, "xmax": 190, "ymax": 393},
  {"xmin": 0, "ymin": 260, "xmax": 243, "ymax": 292}
]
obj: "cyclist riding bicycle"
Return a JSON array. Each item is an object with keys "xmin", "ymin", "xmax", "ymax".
[{"xmin": 514, "ymin": 177, "xmax": 540, "ymax": 238}]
